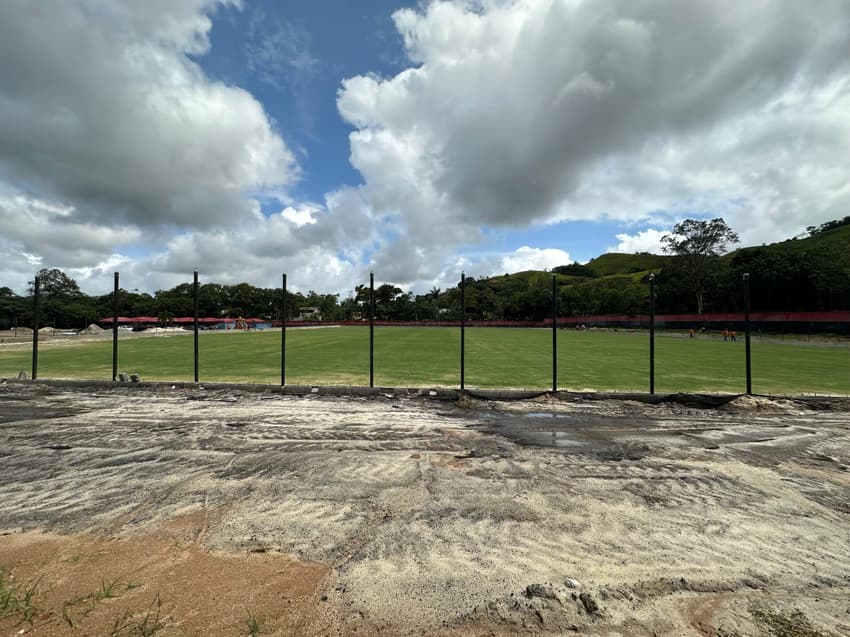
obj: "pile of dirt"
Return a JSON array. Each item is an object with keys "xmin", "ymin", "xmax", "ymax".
[
  {"xmin": 79, "ymin": 323, "xmax": 104, "ymax": 334},
  {"xmin": 721, "ymin": 394, "xmax": 804, "ymax": 414},
  {"xmin": 3, "ymin": 327, "xmax": 32, "ymax": 334},
  {"xmin": 450, "ymin": 580, "xmax": 602, "ymax": 634},
  {"xmin": 37, "ymin": 326, "xmax": 55, "ymax": 334}
]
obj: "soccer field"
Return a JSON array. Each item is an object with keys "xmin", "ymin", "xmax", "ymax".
[{"xmin": 1, "ymin": 326, "xmax": 847, "ymax": 395}]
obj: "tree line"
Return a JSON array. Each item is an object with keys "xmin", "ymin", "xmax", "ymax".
[{"xmin": 1, "ymin": 218, "xmax": 848, "ymax": 329}]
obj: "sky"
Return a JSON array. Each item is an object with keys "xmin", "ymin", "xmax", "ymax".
[{"xmin": 1, "ymin": 0, "xmax": 849, "ymax": 297}]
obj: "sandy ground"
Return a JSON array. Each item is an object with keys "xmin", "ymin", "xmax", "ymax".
[{"xmin": 1, "ymin": 383, "xmax": 849, "ymax": 636}]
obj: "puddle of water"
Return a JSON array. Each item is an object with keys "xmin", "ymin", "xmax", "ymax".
[
  {"xmin": 475, "ymin": 413, "xmax": 593, "ymax": 448},
  {"xmin": 473, "ymin": 410, "xmax": 652, "ymax": 451},
  {"xmin": 517, "ymin": 430, "xmax": 589, "ymax": 448}
]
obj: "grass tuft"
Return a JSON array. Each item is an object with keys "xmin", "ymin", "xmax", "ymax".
[
  {"xmin": 0, "ymin": 567, "xmax": 41, "ymax": 626},
  {"xmin": 110, "ymin": 593, "xmax": 166, "ymax": 636},
  {"xmin": 62, "ymin": 578, "xmax": 142, "ymax": 628},
  {"xmin": 245, "ymin": 611, "xmax": 265, "ymax": 636}
]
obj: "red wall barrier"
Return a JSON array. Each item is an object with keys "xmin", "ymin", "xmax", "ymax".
[{"xmin": 105, "ymin": 311, "xmax": 850, "ymax": 328}]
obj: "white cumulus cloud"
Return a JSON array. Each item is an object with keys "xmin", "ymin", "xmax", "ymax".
[
  {"xmin": 607, "ymin": 229, "xmax": 667, "ymax": 255},
  {"xmin": 3, "ymin": 0, "xmax": 850, "ymax": 296},
  {"xmin": 500, "ymin": 247, "xmax": 571, "ymax": 273},
  {"xmin": 338, "ymin": 0, "xmax": 850, "ymax": 268}
]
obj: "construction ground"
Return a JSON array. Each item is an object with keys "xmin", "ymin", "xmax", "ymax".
[{"xmin": 0, "ymin": 381, "xmax": 848, "ymax": 636}]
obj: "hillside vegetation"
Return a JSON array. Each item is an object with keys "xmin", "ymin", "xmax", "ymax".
[
  {"xmin": 452, "ymin": 219, "xmax": 850, "ymax": 319},
  {"xmin": 584, "ymin": 253, "xmax": 671, "ymax": 277}
]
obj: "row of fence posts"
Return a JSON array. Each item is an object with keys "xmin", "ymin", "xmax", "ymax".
[{"xmin": 28, "ymin": 270, "xmax": 755, "ymax": 395}]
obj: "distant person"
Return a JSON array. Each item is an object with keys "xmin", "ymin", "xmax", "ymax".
[
  {"xmin": 688, "ymin": 328, "xmax": 695, "ymax": 338},
  {"xmin": 730, "ymin": 330, "xmax": 737, "ymax": 342},
  {"xmin": 722, "ymin": 329, "xmax": 729, "ymax": 342}
]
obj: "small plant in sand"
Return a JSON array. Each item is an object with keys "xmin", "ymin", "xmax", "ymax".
[
  {"xmin": 245, "ymin": 611, "xmax": 265, "ymax": 636},
  {"xmin": 62, "ymin": 578, "xmax": 141, "ymax": 627},
  {"xmin": 0, "ymin": 566, "xmax": 41, "ymax": 626},
  {"xmin": 110, "ymin": 594, "xmax": 166, "ymax": 636}
]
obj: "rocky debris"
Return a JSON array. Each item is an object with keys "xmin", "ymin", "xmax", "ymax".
[
  {"xmin": 597, "ymin": 576, "xmax": 766, "ymax": 603},
  {"xmin": 16, "ymin": 370, "xmax": 28, "ymax": 380},
  {"xmin": 460, "ymin": 575, "xmax": 766, "ymax": 633},
  {"xmin": 721, "ymin": 395, "xmax": 805, "ymax": 414},
  {"xmin": 525, "ymin": 583, "xmax": 557, "ymax": 599},
  {"xmin": 456, "ymin": 393, "xmax": 475, "ymax": 408},
  {"xmin": 579, "ymin": 591, "xmax": 599, "ymax": 614},
  {"xmin": 453, "ymin": 581, "xmax": 603, "ymax": 633},
  {"xmin": 531, "ymin": 392, "xmax": 562, "ymax": 404},
  {"xmin": 116, "ymin": 373, "xmax": 141, "ymax": 383}
]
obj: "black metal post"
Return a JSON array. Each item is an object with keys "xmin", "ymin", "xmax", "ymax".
[
  {"xmin": 552, "ymin": 274, "xmax": 557, "ymax": 393},
  {"xmin": 369, "ymin": 272, "xmax": 375, "ymax": 388},
  {"xmin": 31, "ymin": 275, "xmax": 40, "ymax": 380},
  {"xmin": 460, "ymin": 272, "xmax": 465, "ymax": 391},
  {"xmin": 112, "ymin": 272, "xmax": 119, "ymax": 381},
  {"xmin": 281, "ymin": 273, "xmax": 287, "ymax": 386},
  {"xmin": 649, "ymin": 273, "xmax": 656, "ymax": 394},
  {"xmin": 193, "ymin": 269, "xmax": 199, "ymax": 383},
  {"xmin": 744, "ymin": 272, "xmax": 752, "ymax": 395}
]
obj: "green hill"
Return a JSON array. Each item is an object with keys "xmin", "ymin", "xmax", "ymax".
[
  {"xmin": 464, "ymin": 218, "xmax": 850, "ymax": 317},
  {"xmin": 585, "ymin": 253, "xmax": 671, "ymax": 277},
  {"xmin": 725, "ymin": 221, "xmax": 850, "ymax": 263},
  {"xmin": 484, "ymin": 270, "xmax": 583, "ymax": 288}
]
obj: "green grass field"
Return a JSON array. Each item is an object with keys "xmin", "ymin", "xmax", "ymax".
[{"xmin": 1, "ymin": 327, "xmax": 847, "ymax": 395}]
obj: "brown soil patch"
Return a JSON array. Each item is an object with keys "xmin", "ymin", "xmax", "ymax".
[{"xmin": 0, "ymin": 530, "xmax": 329, "ymax": 636}]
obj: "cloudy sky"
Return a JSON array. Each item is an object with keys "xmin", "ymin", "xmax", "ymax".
[{"xmin": 1, "ymin": 0, "xmax": 848, "ymax": 296}]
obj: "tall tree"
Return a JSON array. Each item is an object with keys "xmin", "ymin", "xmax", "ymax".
[
  {"xmin": 29, "ymin": 268, "xmax": 82, "ymax": 297},
  {"xmin": 662, "ymin": 218, "xmax": 739, "ymax": 314},
  {"xmin": 0, "ymin": 287, "xmax": 22, "ymax": 329},
  {"xmin": 27, "ymin": 268, "xmax": 91, "ymax": 327}
]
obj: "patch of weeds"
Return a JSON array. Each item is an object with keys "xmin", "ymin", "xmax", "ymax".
[
  {"xmin": 64, "ymin": 550, "xmax": 107, "ymax": 564},
  {"xmin": 246, "ymin": 612, "xmax": 265, "ymax": 636},
  {"xmin": 0, "ymin": 566, "xmax": 41, "ymax": 626},
  {"xmin": 62, "ymin": 578, "xmax": 140, "ymax": 628},
  {"xmin": 0, "ymin": 569, "xmax": 15, "ymax": 617},
  {"xmin": 751, "ymin": 606, "xmax": 833, "ymax": 637},
  {"xmin": 111, "ymin": 594, "xmax": 166, "ymax": 637}
]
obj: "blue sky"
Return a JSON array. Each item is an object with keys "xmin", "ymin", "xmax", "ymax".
[
  {"xmin": 195, "ymin": 0, "xmax": 672, "ymax": 268},
  {"xmin": 198, "ymin": 1, "xmax": 410, "ymax": 202},
  {"xmin": 1, "ymin": 0, "xmax": 847, "ymax": 295}
]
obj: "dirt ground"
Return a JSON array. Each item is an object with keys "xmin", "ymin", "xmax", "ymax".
[{"xmin": 1, "ymin": 382, "xmax": 849, "ymax": 636}]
